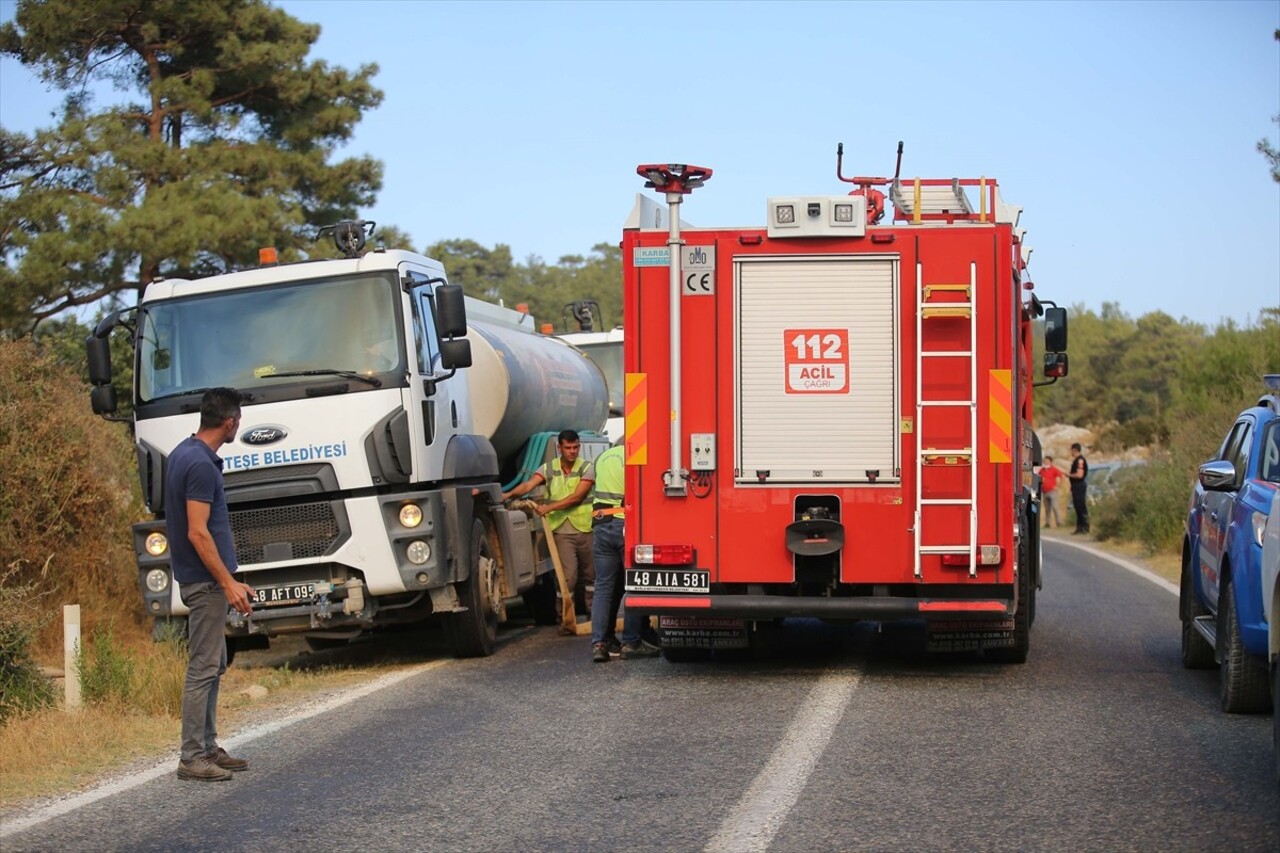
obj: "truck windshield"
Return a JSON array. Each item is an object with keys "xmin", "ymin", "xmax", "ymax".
[{"xmin": 137, "ymin": 273, "xmax": 403, "ymax": 402}]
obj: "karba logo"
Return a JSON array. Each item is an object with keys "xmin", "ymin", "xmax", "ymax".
[{"xmin": 240, "ymin": 425, "xmax": 288, "ymax": 446}]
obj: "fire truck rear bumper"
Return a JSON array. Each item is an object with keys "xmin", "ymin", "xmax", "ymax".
[{"xmin": 623, "ymin": 593, "xmax": 1013, "ymax": 621}]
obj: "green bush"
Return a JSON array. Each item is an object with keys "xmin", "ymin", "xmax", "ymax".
[
  {"xmin": 77, "ymin": 622, "xmax": 137, "ymax": 709},
  {"xmin": 0, "ymin": 565, "xmax": 56, "ymax": 725},
  {"xmin": 0, "ymin": 339, "xmax": 145, "ymax": 658},
  {"xmin": 1092, "ymin": 459, "xmax": 1191, "ymax": 553}
]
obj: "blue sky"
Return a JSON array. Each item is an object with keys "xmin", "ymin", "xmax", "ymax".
[{"xmin": 2, "ymin": 0, "xmax": 1277, "ymax": 327}]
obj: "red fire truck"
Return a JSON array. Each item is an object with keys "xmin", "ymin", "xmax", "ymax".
[{"xmin": 621, "ymin": 146, "xmax": 1069, "ymax": 663}]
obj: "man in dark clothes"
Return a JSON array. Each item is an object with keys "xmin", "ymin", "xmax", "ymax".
[
  {"xmin": 1069, "ymin": 442, "xmax": 1090, "ymax": 535},
  {"xmin": 165, "ymin": 388, "xmax": 256, "ymax": 781}
]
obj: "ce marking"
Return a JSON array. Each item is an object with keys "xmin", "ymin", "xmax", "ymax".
[{"xmin": 684, "ymin": 272, "xmax": 713, "ymax": 294}]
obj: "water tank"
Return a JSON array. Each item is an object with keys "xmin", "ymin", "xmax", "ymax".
[{"xmin": 467, "ymin": 319, "xmax": 609, "ymax": 465}]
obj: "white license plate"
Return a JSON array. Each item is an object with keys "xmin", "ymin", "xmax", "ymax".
[
  {"xmin": 625, "ymin": 569, "xmax": 709, "ymax": 594},
  {"xmin": 252, "ymin": 582, "xmax": 318, "ymax": 606}
]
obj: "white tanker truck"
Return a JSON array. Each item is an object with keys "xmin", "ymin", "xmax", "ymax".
[{"xmin": 86, "ymin": 221, "xmax": 610, "ymax": 658}]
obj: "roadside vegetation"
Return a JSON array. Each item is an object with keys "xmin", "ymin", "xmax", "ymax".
[{"xmin": 1037, "ymin": 305, "xmax": 1280, "ymax": 554}]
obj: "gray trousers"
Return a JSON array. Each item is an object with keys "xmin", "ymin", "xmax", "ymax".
[{"xmin": 179, "ymin": 582, "xmax": 228, "ymax": 762}]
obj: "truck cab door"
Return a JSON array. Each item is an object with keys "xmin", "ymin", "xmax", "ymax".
[{"xmin": 404, "ymin": 266, "xmax": 452, "ymax": 481}]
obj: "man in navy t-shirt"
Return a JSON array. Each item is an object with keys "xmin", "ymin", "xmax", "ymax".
[{"xmin": 165, "ymin": 388, "xmax": 256, "ymax": 782}]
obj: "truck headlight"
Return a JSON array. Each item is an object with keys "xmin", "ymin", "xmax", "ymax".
[
  {"xmin": 145, "ymin": 569, "xmax": 170, "ymax": 593},
  {"xmin": 145, "ymin": 532, "xmax": 168, "ymax": 556},
  {"xmin": 399, "ymin": 503, "xmax": 423, "ymax": 528},
  {"xmin": 406, "ymin": 540, "xmax": 431, "ymax": 565}
]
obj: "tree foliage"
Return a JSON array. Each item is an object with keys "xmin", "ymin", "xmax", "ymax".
[
  {"xmin": 1259, "ymin": 29, "xmax": 1280, "ymax": 183},
  {"xmin": 1036, "ymin": 304, "xmax": 1280, "ymax": 449},
  {"xmin": 0, "ymin": 0, "xmax": 384, "ymax": 332},
  {"xmin": 422, "ymin": 239, "xmax": 622, "ymax": 334}
]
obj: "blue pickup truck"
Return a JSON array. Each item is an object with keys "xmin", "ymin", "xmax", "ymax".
[{"xmin": 1179, "ymin": 375, "xmax": 1280, "ymax": 718}]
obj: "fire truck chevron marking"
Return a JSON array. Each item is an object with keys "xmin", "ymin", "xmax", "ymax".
[
  {"xmin": 989, "ymin": 369, "xmax": 1012, "ymax": 463},
  {"xmin": 625, "ymin": 372, "xmax": 648, "ymax": 465}
]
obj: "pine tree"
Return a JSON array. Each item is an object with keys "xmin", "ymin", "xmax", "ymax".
[{"xmin": 0, "ymin": 0, "xmax": 384, "ymax": 332}]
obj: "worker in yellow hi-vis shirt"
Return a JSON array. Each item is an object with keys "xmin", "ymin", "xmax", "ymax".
[
  {"xmin": 587, "ymin": 443, "xmax": 660, "ymax": 663},
  {"xmin": 503, "ymin": 429, "xmax": 596, "ymax": 620}
]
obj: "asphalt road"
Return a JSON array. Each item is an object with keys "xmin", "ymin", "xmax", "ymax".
[{"xmin": 3, "ymin": 540, "xmax": 1278, "ymax": 852}]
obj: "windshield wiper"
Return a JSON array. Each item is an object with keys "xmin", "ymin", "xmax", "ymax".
[
  {"xmin": 260, "ymin": 369, "xmax": 382, "ymax": 388},
  {"xmin": 148, "ymin": 387, "xmax": 258, "ymax": 403}
]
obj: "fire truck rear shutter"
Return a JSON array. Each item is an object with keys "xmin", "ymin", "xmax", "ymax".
[{"xmin": 735, "ymin": 256, "xmax": 899, "ymax": 484}]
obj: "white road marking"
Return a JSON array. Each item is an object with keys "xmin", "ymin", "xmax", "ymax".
[
  {"xmin": 0, "ymin": 661, "xmax": 446, "ymax": 838},
  {"xmin": 704, "ymin": 671, "xmax": 861, "ymax": 853},
  {"xmin": 1048, "ymin": 537, "xmax": 1179, "ymax": 595}
]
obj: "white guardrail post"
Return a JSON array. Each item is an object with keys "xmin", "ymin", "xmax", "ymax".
[{"xmin": 63, "ymin": 604, "xmax": 81, "ymax": 710}]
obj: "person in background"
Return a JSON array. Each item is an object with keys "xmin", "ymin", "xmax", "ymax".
[
  {"xmin": 588, "ymin": 443, "xmax": 660, "ymax": 662},
  {"xmin": 166, "ymin": 388, "xmax": 256, "ymax": 782},
  {"xmin": 1039, "ymin": 454, "xmax": 1063, "ymax": 529},
  {"xmin": 1069, "ymin": 442, "xmax": 1090, "ymax": 535},
  {"xmin": 503, "ymin": 429, "xmax": 597, "ymax": 621}
]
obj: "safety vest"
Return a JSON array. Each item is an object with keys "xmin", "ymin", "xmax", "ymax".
[
  {"xmin": 539, "ymin": 456, "xmax": 595, "ymax": 533},
  {"xmin": 592, "ymin": 445, "xmax": 625, "ymax": 521}
]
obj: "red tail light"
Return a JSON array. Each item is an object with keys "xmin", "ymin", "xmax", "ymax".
[{"xmin": 632, "ymin": 544, "xmax": 695, "ymax": 566}]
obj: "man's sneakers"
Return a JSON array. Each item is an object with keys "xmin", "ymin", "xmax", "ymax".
[
  {"xmin": 619, "ymin": 639, "xmax": 661, "ymax": 659},
  {"xmin": 177, "ymin": 747, "xmax": 248, "ymax": 781},
  {"xmin": 594, "ymin": 638, "xmax": 659, "ymax": 662},
  {"xmin": 207, "ymin": 746, "xmax": 249, "ymax": 772},
  {"xmin": 177, "ymin": 754, "xmax": 232, "ymax": 782}
]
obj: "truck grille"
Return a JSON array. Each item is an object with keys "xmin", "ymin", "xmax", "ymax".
[{"xmin": 229, "ymin": 502, "xmax": 344, "ymax": 565}]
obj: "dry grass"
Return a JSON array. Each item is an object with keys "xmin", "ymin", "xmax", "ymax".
[
  {"xmin": 1099, "ymin": 538, "xmax": 1181, "ymax": 584},
  {"xmin": 0, "ymin": 655, "xmax": 414, "ymax": 808}
]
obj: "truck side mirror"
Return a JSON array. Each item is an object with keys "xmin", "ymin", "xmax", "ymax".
[
  {"xmin": 90, "ymin": 383, "xmax": 118, "ymax": 415},
  {"xmin": 1044, "ymin": 306, "xmax": 1068, "ymax": 353},
  {"xmin": 439, "ymin": 338, "xmax": 472, "ymax": 370},
  {"xmin": 86, "ymin": 334, "xmax": 113, "ymax": 386},
  {"xmin": 1044, "ymin": 352, "xmax": 1069, "ymax": 378},
  {"xmin": 435, "ymin": 284, "xmax": 468, "ymax": 339}
]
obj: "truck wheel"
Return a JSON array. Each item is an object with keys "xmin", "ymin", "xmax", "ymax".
[
  {"xmin": 987, "ymin": 537, "xmax": 1031, "ymax": 664},
  {"xmin": 1028, "ymin": 535, "xmax": 1042, "ymax": 627},
  {"xmin": 1180, "ymin": 548, "xmax": 1214, "ymax": 669},
  {"xmin": 1218, "ymin": 577, "xmax": 1271, "ymax": 713},
  {"xmin": 1273, "ymin": 661, "xmax": 1279, "ymax": 787},
  {"xmin": 446, "ymin": 518, "xmax": 500, "ymax": 658},
  {"xmin": 521, "ymin": 572, "xmax": 559, "ymax": 626}
]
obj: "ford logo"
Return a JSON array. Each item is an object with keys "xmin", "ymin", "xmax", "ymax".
[{"xmin": 241, "ymin": 425, "xmax": 288, "ymax": 446}]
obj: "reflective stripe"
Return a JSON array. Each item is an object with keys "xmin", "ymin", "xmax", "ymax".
[
  {"xmin": 593, "ymin": 446, "xmax": 626, "ymax": 517},
  {"xmin": 541, "ymin": 458, "xmax": 595, "ymax": 532}
]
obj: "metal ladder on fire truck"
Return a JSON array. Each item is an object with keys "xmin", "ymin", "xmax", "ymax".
[{"xmin": 898, "ymin": 178, "xmax": 980, "ymax": 579}]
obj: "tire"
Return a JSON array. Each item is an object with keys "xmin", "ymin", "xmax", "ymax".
[
  {"xmin": 1180, "ymin": 548, "xmax": 1215, "ymax": 669},
  {"xmin": 1028, "ymin": 528, "xmax": 1042, "ymax": 628},
  {"xmin": 446, "ymin": 518, "xmax": 500, "ymax": 658},
  {"xmin": 1272, "ymin": 661, "xmax": 1280, "ymax": 787},
  {"xmin": 986, "ymin": 530, "xmax": 1031, "ymax": 664},
  {"xmin": 1218, "ymin": 577, "xmax": 1271, "ymax": 713},
  {"xmin": 224, "ymin": 636, "xmax": 237, "ymax": 667},
  {"xmin": 521, "ymin": 572, "xmax": 559, "ymax": 626}
]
